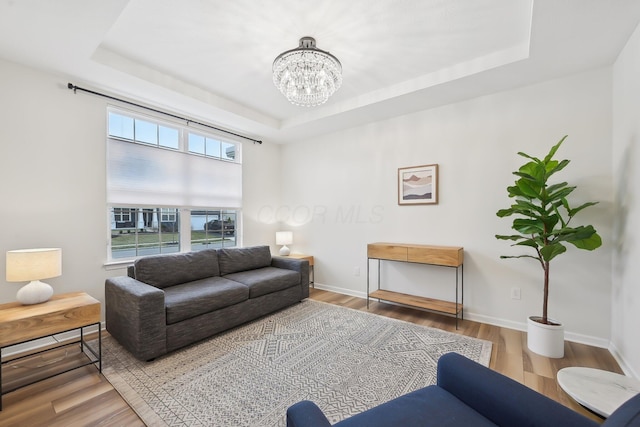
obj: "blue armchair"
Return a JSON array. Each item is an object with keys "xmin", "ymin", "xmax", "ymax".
[{"xmin": 286, "ymin": 352, "xmax": 640, "ymax": 427}]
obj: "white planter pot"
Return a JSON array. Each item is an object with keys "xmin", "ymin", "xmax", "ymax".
[{"xmin": 527, "ymin": 316, "xmax": 564, "ymax": 358}]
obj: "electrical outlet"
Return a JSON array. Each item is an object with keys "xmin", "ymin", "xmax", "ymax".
[
  {"xmin": 510, "ymin": 287, "xmax": 521, "ymax": 300},
  {"xmin": 354, "ymin": 267, "xmax": 360, "ymax": 276}
]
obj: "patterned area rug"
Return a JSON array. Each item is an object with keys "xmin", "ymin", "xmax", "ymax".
[{"xmin": 98, "ymin": 300, "xmax": 492, "ymax": 426}]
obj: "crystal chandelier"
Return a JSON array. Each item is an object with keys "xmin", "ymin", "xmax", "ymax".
[{"xmin": 273, "ymin": 37, "xmax": 342, "ymax": 107}]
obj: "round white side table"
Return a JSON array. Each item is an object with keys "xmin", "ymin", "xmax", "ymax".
[{"xmin": 557, "ymin": 367, "xmax": 640, "ymax": 418}]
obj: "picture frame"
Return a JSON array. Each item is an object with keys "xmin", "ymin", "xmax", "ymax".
[{"xmin": 398, "ymin": 164, "xmax": 439, "ymax": 205}]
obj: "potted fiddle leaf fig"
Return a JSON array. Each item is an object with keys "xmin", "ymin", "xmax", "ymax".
[{"xmin": 495, "ymin": 135, "xmax": 602, "ymax": 358}]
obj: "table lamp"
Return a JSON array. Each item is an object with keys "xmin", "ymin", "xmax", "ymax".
[
  {"xmin": 276, "ymin": 231, "xmax": 293, "ymax": 256},
  {"xmin": 6, "ymin": 248, "xmax": 62, "ymax": 305}
]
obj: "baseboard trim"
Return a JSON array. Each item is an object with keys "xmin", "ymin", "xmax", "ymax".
[
  {"xmin": 609, "ymin": 341, "xmax": 640, "ymax": 378},
  {"xmin": 314, "ymin": 283, "xmax": 366, "ymax": 299},
  {"xmin": 314, "ymin": 284, "xmax": 611, "ymax": 350}
]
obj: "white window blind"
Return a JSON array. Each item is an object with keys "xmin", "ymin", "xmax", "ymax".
[{"xmin": 107, "ymin": 138, "xmax": 242, "ymax": 208}]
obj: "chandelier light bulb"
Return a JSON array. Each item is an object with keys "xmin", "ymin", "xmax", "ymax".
[{"xmin": 273, "ymin": 37, "xmax": 342, "ymax": 107}]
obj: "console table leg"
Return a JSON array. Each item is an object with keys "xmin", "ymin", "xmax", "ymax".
[
  {"xmin": 456, "ymin": 266, "xmax": 459, "ymax": 329},
  {"xmin": 98, "ymin": 324, "xmax": 102, "ymax": 372},
  {"xmin": 366, "ymin": 258, "xmax": 370, "ymax": 309},
  {"xmin": 461, "ymin": 264, "xmax": 464, "ymax": 320}
]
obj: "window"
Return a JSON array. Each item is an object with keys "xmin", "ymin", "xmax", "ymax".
[
  {"xmin": 113, "ymin": 208, "xmax": 132, "ymax": 223},
  {"xmin": 191, "ymin": 210, "xmax": 237, "ymax": 251},
  {"xmin": 187, "ymin": 133, "xmax": 236, "ymax": 161},
  {"xmin": 109, "ymin": 111, "xmax": 179, "ymax": 149},
  {"xmin": 107, "ymin": 108, "xmax": 242, "ymax": 261},
  {"xmin": 160, "ymin": 208, "xmax": 177, "ymax": 222},
  {"xmin": 110, "ymin": 207, "xmax": 180, "ymax": 258}
]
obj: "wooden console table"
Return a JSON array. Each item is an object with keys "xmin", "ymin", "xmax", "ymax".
[
  {"xmin": 0, "ymin": 292, "xmax": 101, "ymax": 410},
  {"xmin": 367, "ymin": 243, "xmax": 464, "ymax": 327}
]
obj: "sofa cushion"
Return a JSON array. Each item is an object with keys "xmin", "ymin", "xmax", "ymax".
[
  {"xmin": 334, "ymin": 386, "xmax": 497, "ymax": 427},
  {"xmin": 218, "ymin": 245, "xmax": 272, "ymax": 276},
  {"xmin": 134, "ymin": 249, "xmax": 220, "ymax": 289},
  {"xmin": 164, "ymin": 277, "xmax": 248, "ymax": 324},
  {"xmin": 224, "ymin": 267, "xmax": 300, "ymax": 298}
]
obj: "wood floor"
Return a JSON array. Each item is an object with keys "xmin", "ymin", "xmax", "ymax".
[{"xmin": 0, "ymin": 288, "xmax": 619, "ymax": 426}]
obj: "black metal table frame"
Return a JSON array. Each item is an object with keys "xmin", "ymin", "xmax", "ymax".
[
  {"xmin": 367, "ymin": 257, "xmax": 464, "ymax": 328},
  {"xmin": 0, "ymin": 322, "xmax": 101, "ymax": 410}
]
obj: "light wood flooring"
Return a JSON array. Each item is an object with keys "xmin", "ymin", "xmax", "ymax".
[{"xmin": 0, "ymin": 288, "xmax": 619, "ymax": 426}]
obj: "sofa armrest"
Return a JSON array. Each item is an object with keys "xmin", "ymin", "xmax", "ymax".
[
  {"xmin": 437, "ymin": 352, "xmax": 598, "ymax": 427},
  {"xmin": 286, "ymin": 401, "xmax": 332, "ymax": 427},
  {"xmin": 271, "ymin": 257, "xmax": 310, "ymax": 298},
  {"xmin": 105, "ymin": 276, "xmax": 167, "ymax": 361},
  {"xmin": 602, "ymin": 394, "xmax": 640, "ymax": 426}
]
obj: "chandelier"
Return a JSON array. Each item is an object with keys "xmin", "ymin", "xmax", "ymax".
[{"xmin": 273, "ymin": 37, "xmax": 342, "ymax": 107}]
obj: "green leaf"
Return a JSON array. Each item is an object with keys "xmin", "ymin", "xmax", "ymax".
[
  {"xmin": 500, "ymin": 255, "xmax": 541, "ymax": 261},
  {"xmin": 542, "ymin": 214, "xmax": 559, "ymax": 231},
  {"xmin": 569, "ymin": 201, "xmax": 599, "ymax": 217},
  {"xmin": 516, "ymin": 179, "xmax": 541, "ymax": 198},
  {"xmin": 514, "ymin": 239, "xmax": 540, "ymax": 248},
  {"xmin": 543, "ymin": 135, "xmax": 567, "ymax": 163},
  {"xmin": 546, "ymin": 159, "xmax": 570, "ymax": 178},
  {"xmin": 548, "ymin": 186, "xmax": 575, "ymax": 202},
  {"xmin": 565, "ymin": 226, "xmax": 602, "ymax": 250},
  {"xmin": 513, "ymin": 218, "xmax": 544, "ymax": 234},
  {"xmin": 496, "ymin": 208, "xmax": 514, "ymax": 218},
  {"xmin": 513, "ymin": 171, "xmax": 536, "ymax": 180},
  {"xmin": 495, "ymin": 234, "xmax": 528, "ymax": 241},
  {"xmin": 546, "ymin": 182, "xmax": 569, "ymax": 194},
  {"xmin": 506, "ymin": 185, "xmax": 527, "ymax": 198},
  {"xmin": 519, "ymin": 161, "xmax": 546, "ymax": 182},
  {"xmin": 517, "ymin": 152, "xmax": 541, "ymax": 163},
  {"xmin": 505, "ymin": 201, "xmax": 543, "ymax": 218},
  {"xmin": 540, "ymin": 243, "xmax": 566, "ymax": 262}
]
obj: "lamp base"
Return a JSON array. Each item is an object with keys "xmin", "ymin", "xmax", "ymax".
[
  {"xmin": 17, "ymin": 280, "xmax": 53, "ymax": 305},
  {"xmin": 279, "ymin": 245, "xmax": 291, "ymax": 256}
]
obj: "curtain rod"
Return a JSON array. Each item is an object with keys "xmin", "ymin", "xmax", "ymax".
[{"xmin": 67, "ymin": 83, "xmax": 262, "ymax": 144}]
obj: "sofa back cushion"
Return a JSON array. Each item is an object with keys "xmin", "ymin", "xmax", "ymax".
[
  {"xmin": 133, "ymin": 249, "xmax": 220, "ymax": 289},
  {"xmin": 218, "ymin": 245, "xmax": 272, "ymax": 275}
]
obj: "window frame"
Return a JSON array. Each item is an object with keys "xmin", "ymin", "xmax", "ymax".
[{"xmin": 105, "ymin": 107, "xmax": 243, "ymax": 265}]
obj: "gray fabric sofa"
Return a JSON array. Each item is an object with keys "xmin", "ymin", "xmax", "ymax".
[{"xmin": 105, "ymin": 245, "xmax": 309, "ymax": 360}]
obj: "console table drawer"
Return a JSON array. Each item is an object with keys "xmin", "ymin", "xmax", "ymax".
[
  {"xmin": 407, "ymin": 246, "xmax": 463, "ymax": 266},
  {"xmin": 367, "ymin": 244, "xmax": 407, "ymax": 261}
]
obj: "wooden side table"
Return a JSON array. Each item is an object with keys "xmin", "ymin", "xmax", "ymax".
[
  {"xmin": 0, "ymin": 292, "xmax": 101, "ymax": 410},
  {"xmin": 285, "ymin": 254, "xmax": 314, "ymax": 288}
]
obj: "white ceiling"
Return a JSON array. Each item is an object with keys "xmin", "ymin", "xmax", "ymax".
[{"xmin": 1, "ymin": 0, "xmax": 639, "ymax": 143}]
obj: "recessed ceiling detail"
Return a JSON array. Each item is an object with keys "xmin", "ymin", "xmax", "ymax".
[{"xmin": 1, "ymin": 0, "xmax": 639, "ymax": 143}]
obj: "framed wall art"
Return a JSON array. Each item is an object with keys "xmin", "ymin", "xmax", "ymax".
[{"xmin": 398, "ymin": 164, "xmax": 438, "ymax": 205}]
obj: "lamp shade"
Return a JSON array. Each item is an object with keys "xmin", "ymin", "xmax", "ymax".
[
  {"xmin": 275, "ymin": 232, "xmax": 293, "ymax": 246},
  {"xmin": 6, "ymin": 248, "xmax": 62, "ymax": 282},
  {"xmin": 276, "ymin": 231, "xmax": 293, "ymax": 256}
]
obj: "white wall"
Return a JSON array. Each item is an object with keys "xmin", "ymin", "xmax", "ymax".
[
  {"xmin": 0, "ymin": 58, "xmax": 282, "ymax": 315},
  {"xmin": 242, "ymin": 135, "xmax": 282, "ymax": 248},
  {"xmin": 612, "ymin": 22, "xmax": 640, "ymax": 377},
  {"xmin": 0, "ymin": 55, "xmax": 620, "ymax": 352},
  {"xmin": 280, "ymin": 68, "xmax": 613, "ymax": 346}
]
